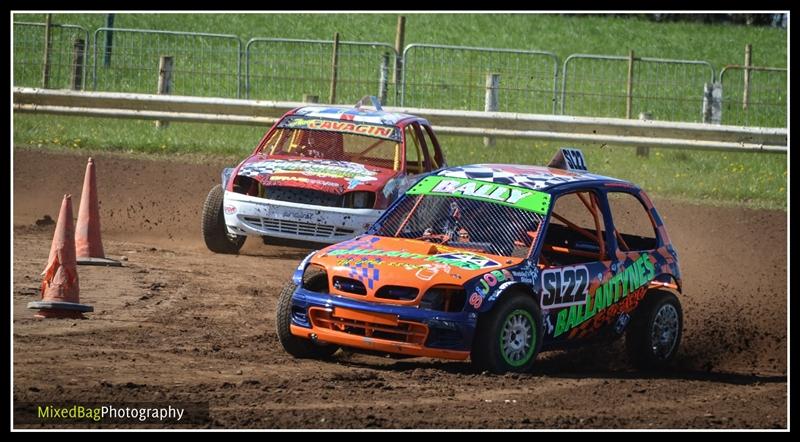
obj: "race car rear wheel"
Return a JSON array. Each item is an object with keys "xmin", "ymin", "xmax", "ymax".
[
  {"xmin": 202, "ymin": 184, "xmax": 245, "ymax": 254},
  {"xmin": 625, "ymin": 289, "xmax": 683, "ymax": 370},
  {"xmin": 276, "ymin": 279, "xmax": 339, "ymax": 359},
  {"xmin": 471, "ymin": 293, "xmax": 543, "ymax": 374}
]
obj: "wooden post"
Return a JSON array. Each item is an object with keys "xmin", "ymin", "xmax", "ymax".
[
  {"xmin": 743, "ymin": 43, "xmax": 752, "ymax": 110},
  {"xmin": 394, "ymin": 16, "xmax": 406, "ymax": 104},
  {"xmin": 302, "ymin": 94, "xmax": 319, "ymax": 103},
  {"xmin": 484, "ymin": 73, "xmax": 500, "ymax": 147},
  {"xmin": 712, "ymin": 82, "xmax": 723, "ymax": 124},
  {"xmin": 702, "ymin": 83, "xmax": 722, "ymax": 125},
  {"xmin": 41, "ymin": 14, "xmax": 53, "ymax": 89},
  {"xmin": 626, "ymin": 49, "xmax": 635, "ymax": 119},
  {"xmin": 103, "ymin": 13, "xmax": 115, "ymax": 68},
  {"xmin": 329, "ymin": 32, "xmax": 340, "ymax": 105},
  {"xmin": 636, "ymin": 112, "xmax": 651, "ymax": 157},
  {"xmin": 702, "ymin": 83, "xmax": 713, "ymax": 124},
  {"xmin": 70, "ymin": 38, "xmax": 85, "ymax": 91},
  {"xmin": 393, "ymin": 16, "xmax": 406, "ymax": 85},
  {"xmin": 155, "ymin": 56, "xmax": 173, "ymax": 129},
  {"xmin": 378, "ymin": 52, "xmax": 389, "ymax": 106}
]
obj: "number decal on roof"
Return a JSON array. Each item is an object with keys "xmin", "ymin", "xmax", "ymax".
[{"xmin": 548, "ymin": 148, "xmax": 588, "ymax": 172}]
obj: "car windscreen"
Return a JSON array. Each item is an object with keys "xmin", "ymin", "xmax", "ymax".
[
  {"xmin": 261, "ymin": 117, "xmax": 402, "ymax": 171},
  {"xmin": 373, "ymin": 194, "xmax": 548, "ymax": 258}
]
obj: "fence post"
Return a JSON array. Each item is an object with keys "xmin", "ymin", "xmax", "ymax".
[
  {"xmin": 636, "ymin": 112, "xmax": 651, "ymax": 157},
  {"xmin": 626, "ymin": 49, "xmax": 635, "ymax": 119},
  {"xmin": 484, "ymin": 73, "xmax": 500, "ymax": 148},
  {"xmin": 743, "ymin": 43, "xmax": 752, "ymax": 110},
  {"xmin": 329, "ymin": 32, "xmax": 340, "ymax": 105},
  {"xmin": 712, "ymin": 82, "xmax": 723, "ymax": 124},
  {"xmin": 378, "ymin": 52, "xmax": 389, "ymax": 106},
  {"xmin": 302, "ymin": 94, "xmax": 319, "ymax": 103},
  {"xmin": 103, "ymin": 13, "xmax": 115, "ymax": 68},
  {"xmin": 702, "ymin": 83, "xmax": 722, "ymax": 125},
  {"xmin": 155, "ymin": 56, "xmax": 173, "ymax": 129},
  {"xmin": 70, "ymin": 38, "xmax": 85, "ymax": 91},
  {"xmin": 41, "ymin": 14, "xmax": 53, "ymax": 89},
  {"xmin": 394, "ymin": 16, "xmax": 406, "ymax": 105}
]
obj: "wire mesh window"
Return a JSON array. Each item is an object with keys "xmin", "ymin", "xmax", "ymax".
[
  {"xmin": 401, "ymin": 45, "xmax": 558, "ymax": 113},
  {"xmin": 246, "ymin": 39, "xmax": 397, "ymax": 104},
  {"xmin": 92, "ymin": 29, "xmax": 241, "ymax": 97},
  {"xmin": 262, "ymin": 122, "xmax": 402, "ymax": 171},
  {"xmin": 720, "ymin": 67, "xmax": 787, "ymax": 127},
  {"xmin": 374, "ymin": 194, "xmax": 545, "ymax": 258}
]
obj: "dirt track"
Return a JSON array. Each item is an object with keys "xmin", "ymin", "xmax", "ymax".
[{"xmin": 12, "ymin": 147, "xmax": 787, "ymax": 429}]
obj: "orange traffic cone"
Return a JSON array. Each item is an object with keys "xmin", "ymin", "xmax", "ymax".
[
  {"xmin": 75, "ymin": 157, "xmax": 121, "ymax": 266},
  {"xmin": 28, "ymin": 194, "xmax": 93, "ymax": 319}
]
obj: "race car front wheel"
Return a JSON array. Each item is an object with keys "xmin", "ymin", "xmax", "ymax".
[
  {"xmin": 471, "ymin": 293, "xmax": 543, "ymax": 374},
  {"xmin": 276, "ymin": 280, "xmax": 340, "ymax": 359},
  {"xmin": 625, "ymin": 289, "xmax": 683, "ymax": 370},
  {"xmin": 201, "ymin": 184, "xmax": 245, "ymax": 254}
]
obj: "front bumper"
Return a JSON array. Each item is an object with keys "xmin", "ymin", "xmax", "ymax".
[
  {"xmin": 289, "ymin": 287, "xmax": 475, "ymax": 360},
  {"xmin": 223, "ymin": 191, "xmax": 382, "ymax": 244}
]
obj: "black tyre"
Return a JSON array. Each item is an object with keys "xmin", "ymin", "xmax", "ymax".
[
  {"xmin": 276, "ymin": 279, "xmax": 339, "ymax": 359},
  {"xmin": 201, "ymin": 184, "xmax": 245, "ymax": 254},
  {"xmin": 471, "ymin": 293, "xmax": 543, "ymax": 373},
  {"xmin": 625, "ymin": 289, "xmax": 683, "ymax": 370}
]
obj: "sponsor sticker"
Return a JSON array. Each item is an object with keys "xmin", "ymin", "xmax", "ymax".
[
  {"xmin": 281, "ymin": 117, "xmax": 399, "ymax": 141},
  {"xmin": 406, "ymin": 176, "xmax": 551, "ymax": 215}
]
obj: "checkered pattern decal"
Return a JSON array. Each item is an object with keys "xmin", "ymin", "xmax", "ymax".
[
  {"xmin": 323, "ymin": 237, "xmax": 383, "ymax": 290},
  {"xmin": 238, "ymin": 159, "xmax": 377, "ymax": 180},
  {"xmin": 439, "ymin": 165, "xmax": 587, "ymax": 190},
  {"xmin": 349, "ymin": 257, "xmax": 382, "ymax": 290}
]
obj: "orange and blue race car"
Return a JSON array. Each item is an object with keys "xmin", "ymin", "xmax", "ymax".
[{"xmin": 277, "ymin": 148, "xmax": 683, "ymax": 373}]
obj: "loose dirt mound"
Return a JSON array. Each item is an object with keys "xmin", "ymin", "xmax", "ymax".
[{"xmin": 12, "ymin": 147, "xmax": 786, "ymax": 428}]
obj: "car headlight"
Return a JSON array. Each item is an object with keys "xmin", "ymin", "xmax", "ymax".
[
  {"xmin": 347, "ymin": 191, "xmax": 375, "ymax": 209},
  {"xmin": 419, "ymin": 285, "xmax": 467, "ymax": 312}
]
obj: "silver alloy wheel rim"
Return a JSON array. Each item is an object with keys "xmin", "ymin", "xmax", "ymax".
[
  {"xmin": 502, "ymin": 313, "xmax": 533, "ymax": 364},
  {"xmin": 650, "ymin": 304, "xmax": 679, "ymax": 359}
]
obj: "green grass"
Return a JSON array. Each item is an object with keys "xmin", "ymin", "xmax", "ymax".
[
  {"xmin": 12, "ymin": 13, "xmax": 787, "ymax": 209},
  {"xmin": 12, "ymin": 13, "xmax": 788, "ymax": 67},
  {"xmin": 12, "ymin": 13, "xmax": 788, "ymax": 126},
  {"xmin": 13, "ymin": 114, "xmax": 787, "ymax": 211}
]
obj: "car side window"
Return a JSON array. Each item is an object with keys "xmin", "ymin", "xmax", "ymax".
[
  {"xmin": 606, "ymin": 191, "xmax": 658, "ymax": 251},
  {"xmin": 538, "ymin": 190, "xmax": 608, "ymax": 267},
  {"xmin": 415, "ymin": 124, "xmax": 437, "ymax": 170},
  {"xmin": 422, "ymin": 125, "xmax": 444, "ymax": 169},
  {"xmin": 404, "ymin": 125, "xmax": 424, "ymax": 174}
]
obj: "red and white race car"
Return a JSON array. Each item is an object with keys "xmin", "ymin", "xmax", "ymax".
[{"xmin": 202, "ymin": 97, "xmax": 447, "ymax": 253}]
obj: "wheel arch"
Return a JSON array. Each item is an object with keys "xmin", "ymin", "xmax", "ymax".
[
  {"xmin": 650, "ymin": 272, "xmax": 682, "ymax": 294},
  {"xmin": 477, "ymin": 281, "xmax": 540, "ymax": 314}
]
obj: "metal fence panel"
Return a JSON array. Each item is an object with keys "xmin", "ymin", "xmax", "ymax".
[
  {"xmin": 561, "ymin": 54, "xmax": 715, "ymax": 123},
  {"xmin": 719, "ymin": 66, "xmax": 787, "ymax": 128},
  {"xmin": 13, "ymin": 22, "xmax": 90, "ymax": 90},
  {"xmin": 401, "ymin": 44, "xmax": 559, "ymax": 114},
  {"xmin": 245, "ymin": 38, "xmax": 398, "ymax": 105},
  {"xmin": 92, "ymin": 28, "xmax": 242, "ymax": 98}
]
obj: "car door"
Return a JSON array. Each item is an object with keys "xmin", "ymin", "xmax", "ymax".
[{"xmin": 535, "ymin": 188, "xmax": 615, "ymax": 343}]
